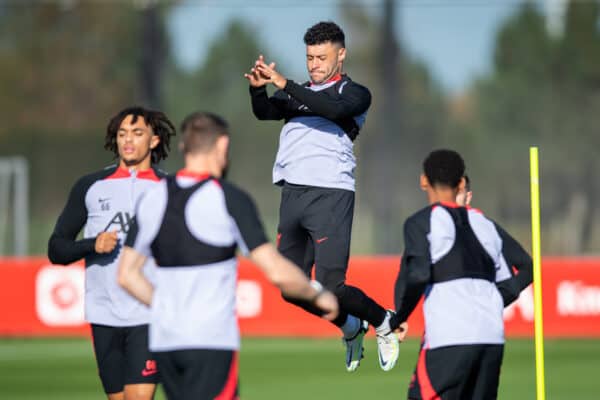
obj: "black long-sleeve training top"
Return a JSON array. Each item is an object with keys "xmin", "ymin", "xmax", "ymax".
[{"xmin": 249, "ymin": 74, "xmax": 371, "ymax": 191}]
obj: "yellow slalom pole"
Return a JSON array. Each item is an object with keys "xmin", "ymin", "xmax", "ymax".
[{"xmin": 530, "ymin": 147, "xmax": 546, "ymax": 400}]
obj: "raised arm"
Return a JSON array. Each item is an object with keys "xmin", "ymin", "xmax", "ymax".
[
  {"xmin": 255, "ymin": 59, "xmax": 371, "ymax": 120},
  {"xmin": 245, "ymin": 55, "xmax": 290, "ymax": 121},
  {"xmin": 248, "ymin": 85, "xmax": 288, "ymax": 121},
  {"xmin": 283, "ymin": 79, "xmax": 371, "ymax": 120}
]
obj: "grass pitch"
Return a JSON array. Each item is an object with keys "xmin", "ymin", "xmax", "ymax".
[{"xmin": 0, "ymin": 337, "xmax": 596, "ymax": 399}]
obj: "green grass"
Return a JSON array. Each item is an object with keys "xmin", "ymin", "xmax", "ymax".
[{"xmin": 0, "ymin": 337, "xmax": 597, "ymax": 399}]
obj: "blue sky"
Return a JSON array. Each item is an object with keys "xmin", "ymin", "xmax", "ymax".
[{"xmin": 167, "ymin": 0, "xmax": 550, "ymax": 93}]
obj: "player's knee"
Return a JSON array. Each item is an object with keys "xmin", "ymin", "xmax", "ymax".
[
  {"xmin": 318, "ymin": 273, "xmax": 347, "ymax": 299},
  {"xmin": 330, "ymin": 282, "xmax": 349, "ymax": 300}
]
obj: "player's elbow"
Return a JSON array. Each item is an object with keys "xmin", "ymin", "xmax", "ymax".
[
  {"xmin": 47, "ymin": 240, "xmax": 67, "ymax": 265},
  {"xmin": 253, "ymin": 110, "xmax": 279, "ymax": 121},
  {"xmin": 251, "ymin": 108, "xmax": 267, "ymax": 119},
  {"xmin": 47, "ymin": 249, "xmax": 60, "ymax": 265}
]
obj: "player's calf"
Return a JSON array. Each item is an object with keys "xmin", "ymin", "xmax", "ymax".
[{"xmin": 123, "ymin": 383, "xmax": 156, "ymax": 400}]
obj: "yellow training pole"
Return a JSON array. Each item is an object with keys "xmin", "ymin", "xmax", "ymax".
[{"xmin": 530, "ymin": 147, "xmax": 546, "ymax": 400}]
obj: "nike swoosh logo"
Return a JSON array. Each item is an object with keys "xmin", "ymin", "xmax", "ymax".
[
  {"xmin": 379, "ymin": 349, "xmax": 388, "ymax": 367},
  {"xmin": 316, "ymin": 237, "xmax": 328, "ymax": 244},
  {"xmin": 141, "ymin": 368, "xmax": 158, "ymax": 377}
]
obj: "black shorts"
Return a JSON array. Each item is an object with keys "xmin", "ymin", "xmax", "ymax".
[
  {"xmin": 155, "ymin": 349, "xmax": 238, "ymax": 400},
  {"xmin": 277, "ymin": 182, "xmax": 354, "ymax": 280},
  {"xmin": 91, "ymin": 324, "xmax": 159, "ymax": 394},
  {"xmin": 408, "ymin": 344, "xmax": 504, "ymax": 400}
]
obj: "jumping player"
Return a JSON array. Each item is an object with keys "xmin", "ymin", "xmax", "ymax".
[{"xmin": 245, "ymin": 20, "xmax": 399, "ymax": 372}]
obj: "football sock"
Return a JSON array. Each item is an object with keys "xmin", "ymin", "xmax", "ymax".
[{"xmin": 341, "ymin": 314, "xmax": 361, "ymax": 339}]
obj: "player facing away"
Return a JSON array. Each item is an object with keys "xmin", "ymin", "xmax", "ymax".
[
  {"xmin": 388, "ymin": 150, "xmax": 533, "ymax": 400},
  {"xmin": 118, "ymin": 112, "xmax": 338, "ymax": 400},
  {"xmin": 244, "ymin": 20, "xmax": 399, "ymax": 372},
  {"xmin": 456, "ymin": 175, "xmax": 533, "ymax": 307},
  {"xmin": 48, "ymin": 106, "xmax": 175, "ymax": 400}
]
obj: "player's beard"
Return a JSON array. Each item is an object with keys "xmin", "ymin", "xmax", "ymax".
[{"xmin": 311, "ymin": 59, "xmax": 341, "ymax": 85}]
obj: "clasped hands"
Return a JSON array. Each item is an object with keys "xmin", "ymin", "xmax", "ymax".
[{"xmin": 244, "ymin": 55, "xmax": 287, "ymax": 89}]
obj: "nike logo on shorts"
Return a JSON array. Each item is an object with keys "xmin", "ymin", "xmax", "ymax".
[
  {"xmin": 142, "ymin": 368, "xmax": 158, "ymax": 377},
  {"xmin": 316, "ymin": 237, "xmax": 329, "ymax": 244},
  {"xmin": 142, "ymin": 360, "xmax": 158, "ymax": 377}
]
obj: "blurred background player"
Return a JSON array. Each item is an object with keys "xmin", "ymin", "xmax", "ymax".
[
  {"xmin": 47, "ymin": 106, "xmax": 175, "ymax": 400},
  {"xmin": 456, "ymin": 174, "xmax": 533, "ymax": 307},
  {"xmin": 118, "ymin": 112, "xmax": 338, "ymax": 400},
  {"xmin": 244, "ymin": 20, "xmax": 399, "ymax": 372},
  {"xmin": 388, "ymin": 150, "xmax": 531, "ymax": 399}
]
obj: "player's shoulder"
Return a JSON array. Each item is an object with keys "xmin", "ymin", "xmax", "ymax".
[
  {"xmin": 467, "ymin": 206, "xmax": 496, "ymax": 226},
  {"xmin": 215, "ymin": 179, "xmax": 257, "ymax": 210},
  {"xmin": 71, "ymin": 164, "xmax": 118, "ymax": 193},
  {"xmin": 405, "ymin": 205, "xmax": 434, "ymax": 230},
  {"xmin": 216, "ymin": 179, "xmax": 253, "ymax": 200},
  {"xmin": 339, "ymin": 75, "xmax": 371, "ymax": 95},
  {"xmin": 151, "ymin": 165, "xmax": 169, "ymax": 179},
  {"xmin": 467, "ymin": 206, "xmax": 503, "ymax": 238}
]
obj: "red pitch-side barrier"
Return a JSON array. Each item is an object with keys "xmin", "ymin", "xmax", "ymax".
[{"xmin": 0, "ymin": 257, "xmax": 599, "ymax": 337}]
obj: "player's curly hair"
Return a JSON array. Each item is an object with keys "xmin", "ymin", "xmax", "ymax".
[
  {"xmin": 105, "ymin": 106, "xmax": 176, "ymax": 164},
  {"xmin": 304, "ymin": 21, "xmax": 345, "ymax": 47},
  {"xmin": 423, "ymin": 149, "xmax": 465, "ymax": 189}
]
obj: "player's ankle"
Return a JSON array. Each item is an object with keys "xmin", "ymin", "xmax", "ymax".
[
  {"xmin": 341, "ymin": 315, "xmax": 361, "ymax": 339},
  {"xmin": 375, "ymin": 310, "xmax": 392, "ymax": 335}
]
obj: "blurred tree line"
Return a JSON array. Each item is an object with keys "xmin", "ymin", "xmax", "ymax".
[{"xmin": 0, "ymin": 0, "xmax": 598, "ymax": 255}]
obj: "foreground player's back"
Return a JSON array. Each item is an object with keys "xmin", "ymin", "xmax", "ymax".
[{"xmin": 410, "ymin": 203, "xmax": 507, "ymax": 349}]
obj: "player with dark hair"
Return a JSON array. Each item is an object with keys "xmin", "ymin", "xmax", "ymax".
[
  {"xmin": 456, "ymin": 175, "xmax": 533, "ymax": 307},
  {"xmin": 48, "ymin": 106, "xmax": 175, "ymax": 400},
  {"xmin": 118, "ymin": 111, "xmax": 338, "ymax": 400},
  {"xmin": 244, "ymin": 20, "xmax": 399, "ymax": 372},
  {"xmin": 387, "ymin": 149, "xmax": 532, "ymax": 399},
  {"xmin": 105, "ymin": 106, "xmax": 175, "ymax": 165}
]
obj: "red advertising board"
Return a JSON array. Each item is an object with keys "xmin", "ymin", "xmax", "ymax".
[{"xmin": 0, "ymin": 257, "xmax": 599, "ymax": 337}]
